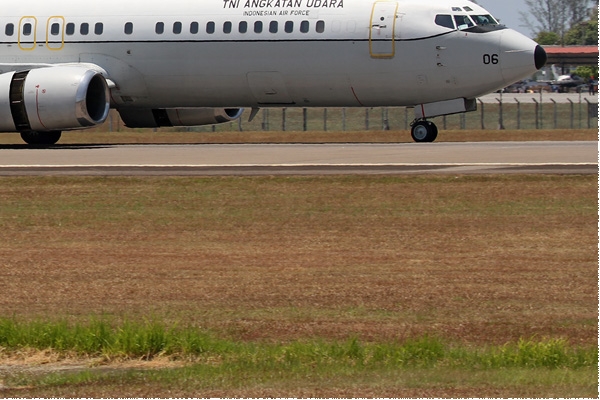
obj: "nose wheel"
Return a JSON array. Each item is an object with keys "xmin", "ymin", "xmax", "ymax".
[{"xmin": 410, "ymin": 121, "xmax": 438, "ymax": 143}]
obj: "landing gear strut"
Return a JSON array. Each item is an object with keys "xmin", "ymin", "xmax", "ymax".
[
  {"xmin": 410, "ymin": 120, "xmax": 438, "ymax": 143},
  {"xmin": 20, "ymin": 131, "xmax": 62, "ymax": 146}
]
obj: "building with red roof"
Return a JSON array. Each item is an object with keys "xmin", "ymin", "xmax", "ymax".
[{"xmin": 543, "ymin": 45, "xmax": 598, "ymax": 71}]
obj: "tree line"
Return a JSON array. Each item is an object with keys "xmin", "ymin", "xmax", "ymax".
[{"xmin": 520, "ymin": 0, "xmax": 598, "ymax": 46}]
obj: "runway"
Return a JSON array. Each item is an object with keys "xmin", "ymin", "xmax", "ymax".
[{"xmin": 0, "ymin": 141, "xmax": 596, "ymax": 176}]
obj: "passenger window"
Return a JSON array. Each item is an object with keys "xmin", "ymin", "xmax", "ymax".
[
  {"xmin": 284, "ymin": 21, "xmax": 293, "ymax": 33},
  {"xmin": 300, "ymin": 20, "xmax": 309, "ymax": 33},
  {"xmin": 239, "ymin": 21, "xmax": 248, "ymax": 33},
  {"xmin": 94, "ymin": 23, "xmax": 103, "ymax": 35},
  {"xmin": 435, "ymin": 15, "xmax": 455, "ymax": 29},
  {"xmin": 190, "ymin": 22, "xmax": 199, "ymax": 34},
  {"xmin": 66, "ymin": 23, "xmax": 75, "ymax": 35},
  {"xmin": 23, "ymin": 23, "xmax": 32, "ymax": 36},
  {"xmin": 5, "ymin": 23, "xmax": 14, "ymax": 36},
  {"xmin": 173, "ymin": 22, "xmax": 182, "ymax": 34},
  {"xmin": 81, "ymin": 23, "xmax": 89, "ymax": 35},
  {"xmin": 316, "ymin": 20, "xmax": 325, "ymax": 33},
  {"xmin": 155, "ymin": 22, "xmax": 164, "ymax": 34},
  {"xmin": 223, "ymin": 21, "xmax": 232, "ymax": 34},
  {"xmin": 454, "ymin": 15, "xmax": 474, "ymax": 30},
  {"xmin": 124, "ymin": 22, "xmax": 133, "ymax": 35},
  {"xmin": 269, "ymin": 21, "xmax": 278, "ymax": 33},
  {"xmin": 254, "ymin": 21, "xmax": 263, "ymax": 33},
  {"xmin": 206, "ymin": 21, "xmax": 215, "ymax": 34},
  {"xmin": 51, "ymin": 23, "xmax": 60, "ymax": 35}
]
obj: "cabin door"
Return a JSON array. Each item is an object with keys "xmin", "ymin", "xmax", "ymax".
[
  {"xmin": 18, "ymin": 17, "xmax": 37, "ymax": 51},
  {"xmin": 369, "ymin": 1, "xmax": 398, "ymax": 58},
  {"xmin": 46, "ymin": 17, "xmax": 65, "ymax": 50}
]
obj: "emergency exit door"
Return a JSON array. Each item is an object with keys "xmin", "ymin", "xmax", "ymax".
[
  {"xmin": 18, "ymin": 17, "xmax": 37, "ymax": 50},
  {"xmin": 46, "ymin": 17, "xmax": 65, "ymax": 50},
  {"xmin": 369, "ymin": 1, "xmax": 398, "ymax": 58}
]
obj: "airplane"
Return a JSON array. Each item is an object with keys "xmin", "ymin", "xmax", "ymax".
[
  {"xmin": 547, "ymin": 64, "xmax": 584, "ymax": 92},
  {"xmin": 0, "ymin": 0, "xmax": 546, "ymax": 145}
]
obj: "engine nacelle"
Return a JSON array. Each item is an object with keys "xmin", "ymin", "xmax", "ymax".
[
  {"xmin": 118, "ymin": 107, "xmax": 244, "ymax": 128},
  {"xmin": 0, "ymin": 66, "xmax": 110, "ymax": 132}
]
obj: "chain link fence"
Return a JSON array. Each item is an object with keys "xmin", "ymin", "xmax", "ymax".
[{"xmin": 102, "ymin": 98, "xmax": 598, "ymax": 133}]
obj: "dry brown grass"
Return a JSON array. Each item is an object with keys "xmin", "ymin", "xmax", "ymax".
[{"xmin": 0, "ymin": 175, "xmax": 596, "ymax": 348}]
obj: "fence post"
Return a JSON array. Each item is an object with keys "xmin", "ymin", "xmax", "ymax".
[
  {"xmin": 584, "ymin": 99, "xmax": 591, "ymax": 129},
  {"xmin": 567, "ymin": 99, "xmax": 574, "ymax": 129},
  {"xmin": 323, "ymin": 108, "xmax": 327, "ymax": 131},
  {"xmin": 303, "ymin": 108, "xmax": 308, "ymax": 131},
  {"xmin": 515, "ymin": 99, "xmax": 520, "ymax": 130},
  {"xmin": 497, "ymin": 98, "xmax": 504, "ymax": 129},
  {"xmin": 532, "ymin": 98, "xmax": 539, "ymax": 129},
  {"xmin": 478, "ymin": 99, "xmax": 485, "ymax": 130},
  {"xmin": 550, "ymin": 99, "xmax": 557, "ymax": 129},
  {"xmin": 382, "ymin": 108, "xmax": 390, "ymax": 130},
  {"xmin": 282, "ymin": 108, "xmax": 287, "ymax": 131},
  {"xmin": 262, "ymin": 108, "xmax": 269, "ymax": 131},
  {"xmin": 539, "ymin": 91, "xmax": 543, "ymax": 129},
  {"xmin": 404, "ymin": 107, "xmax": 408, "ymax": 130},
  {"xmin": 578, "ymin": 92, "xmax": 582, "ymax": 129},
  {"xmin": 342, "ymin": 108, "xmax": 346, "ymax": 131},
  {"xmin": 365, "ymin": 108, "xmax": 370, "ymax": 130}
]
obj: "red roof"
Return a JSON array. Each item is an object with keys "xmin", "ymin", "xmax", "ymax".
[
  {"xmin": 543, "ymin": 46, "xmax": 598, "ymax": 55},
  {"xmin": 542, "ymin": 46, "xmax": 598, "ymax": 65}
]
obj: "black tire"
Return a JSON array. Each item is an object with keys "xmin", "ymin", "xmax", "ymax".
[
  {"xmin": 20, "ymin": 131, "xmax": 62, "ymax": 146},
  {"xmin": 410, "ymin": 121, "xmax": 438, "ymax": 143}
]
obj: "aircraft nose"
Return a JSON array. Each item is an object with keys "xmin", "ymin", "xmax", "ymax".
[
  {"xmin": 535, "ymin": 45, "xmax": 547, "ymax": 70},
  {"xmin": 500, "ymin": 29, "xmax": 545, "ymax": 84}
]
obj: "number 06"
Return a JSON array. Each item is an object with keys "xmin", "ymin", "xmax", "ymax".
[{"xmin": 483, "ymin": 54, "xmax": 499, "ymax": 64}]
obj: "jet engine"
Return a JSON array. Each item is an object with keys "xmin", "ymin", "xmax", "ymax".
[
  {"xmin": 118, "ymin": 107, "xmax": 244, "ymax": 128},
  {"xmin": 0, "ymin": 66, "xmax": 110, "ymax": 133}
]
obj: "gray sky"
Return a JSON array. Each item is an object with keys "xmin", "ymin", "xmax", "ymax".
[{"xmin": 476, "ymin": 0, "xmax": 534, "ymax": 37}]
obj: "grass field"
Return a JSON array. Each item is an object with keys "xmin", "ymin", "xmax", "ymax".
[{"xmin": 0, "ymin": 174, "xmax": 597, "ymax": 396}]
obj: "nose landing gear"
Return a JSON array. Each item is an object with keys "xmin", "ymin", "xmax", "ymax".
[{"xmin": 410, "ymin": 120, "xmax": 438, "ymax": 143}]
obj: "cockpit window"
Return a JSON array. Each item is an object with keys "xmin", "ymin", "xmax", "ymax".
[
  {"xmin": 471, "ymin": 14, "xmax": 498, "ymax": 25},
  {"xmin": 452, "ymin": 7, "xmax": 462, "ymax": 11},
  {"xmin": 435, "ymin": 14, "xmax": 455, "ymax": 29},
  {"xmin": 463, "ymin": 6, "xmax": 473, "ymax": 11},
  {"xmin": 454, "ymin": 15, "xmax": 474, "ymax": 30}
]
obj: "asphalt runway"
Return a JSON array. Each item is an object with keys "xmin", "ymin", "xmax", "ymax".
[{"xmin": 0, "ymin": 141, "xmax": 596, "ymax": 176}]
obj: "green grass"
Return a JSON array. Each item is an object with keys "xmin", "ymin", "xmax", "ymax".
[
  {"xmin": 0, "ymin": 318, "xmax": 596, "ymax": 368},
  {"xmin": 0, "ymin": 318, "xmax": 596, "ymax": 397},
  {"xmin": 0, "ymin": 175, "xmax": 596, "ymax": 396},
  {"xmin": 6, "ymin": 366, "xmax": 597, "ymax": 398}
]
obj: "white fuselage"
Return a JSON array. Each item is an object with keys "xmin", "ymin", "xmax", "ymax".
[{"xmin": 0, "ymin": 0, "xmax": 542, "ymax": 109}]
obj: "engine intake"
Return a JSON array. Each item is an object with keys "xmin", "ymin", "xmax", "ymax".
[
  {"xmin": 119, "ymin": 107, "xmax": 244, "ymax": 128},
  {"xmin": 0, "ymin": 66, "xmax": 110, "ymax": 132}
]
